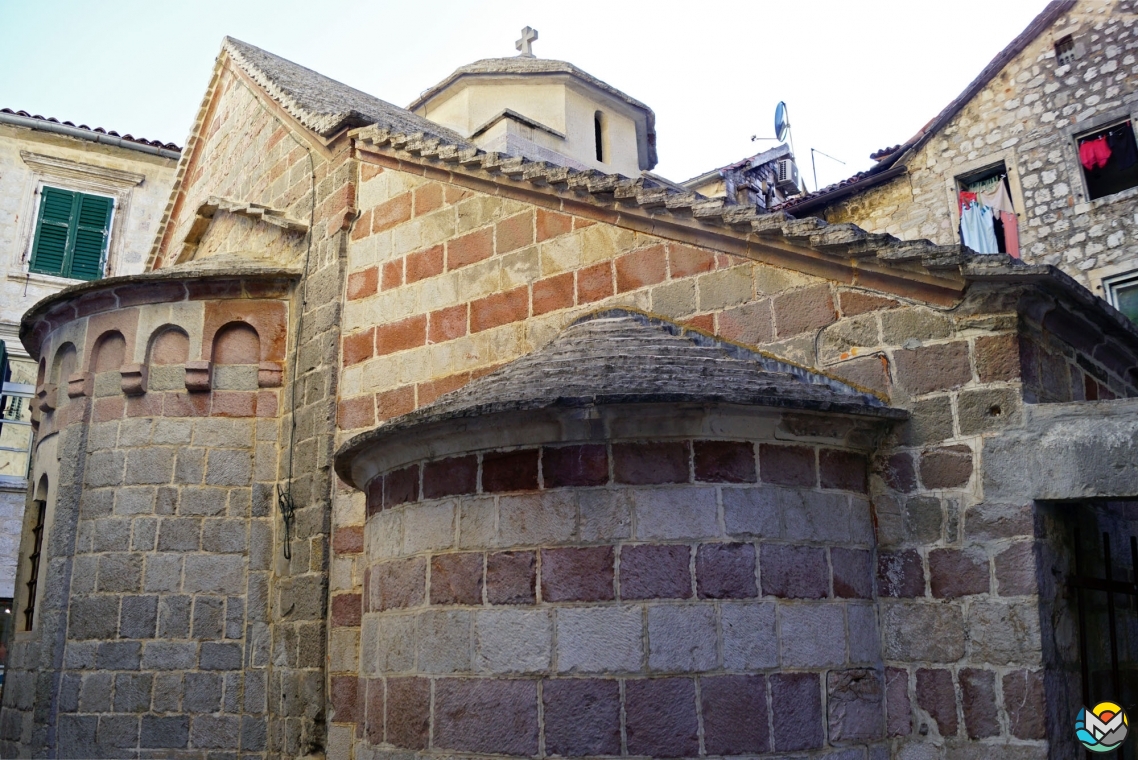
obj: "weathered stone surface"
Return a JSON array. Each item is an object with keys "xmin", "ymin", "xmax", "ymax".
[
  {"xmin": 624, "ymin": 678, "xmax": 699, "ymax": 757},
  {"xmin": 434, "ymin": 678, "xmax": 539, "ymax": 755},
  {"xmin": 881, "ymin": 603, "xmax": 965, "ymax": 662},
  {"xmin": 701, "ymin": 675, "xmax": 770, "ymax": 754},
  {"xmin": 828, "ymin": 669, "xmax": 884, "ymax": 743},
  {"xmin": 770, "ymin": 672, "xmax": 823, "ymax": 752},
  {"xmin": 556, "ymin": 605, "xmax": 642, "ymax": 673},
  {"xmin": 542, "ymin": 679, "xmax": 621, "ymax": 756}
]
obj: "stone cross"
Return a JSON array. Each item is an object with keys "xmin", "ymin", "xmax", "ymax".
[{"xmin": 516, "ymin": 26, "xmax": 538, "ymax": 57}]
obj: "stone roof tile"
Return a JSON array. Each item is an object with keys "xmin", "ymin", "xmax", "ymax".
[
  {"xmin": 223, "ymin": 37, "xmax": 471, "ymax": 143},
  {"xmin": 335, "ymin": 310, "xmax": 905, "ymax": 480}
]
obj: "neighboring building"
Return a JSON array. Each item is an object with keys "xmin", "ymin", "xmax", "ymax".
[
  {"xmin": 680, "ymin": 143, "xmax": 801, "ymax": 211},
  {"xmin": 6, "ymin": 16, "xmax": 1138, "ymax": 760},
  {"xmin": 0, "ymin": 109, "xmax": 179, "ymax": 635},
  {"xmin": 781, "ymin": 0, "xmax": 1138, "ymax": 322}
]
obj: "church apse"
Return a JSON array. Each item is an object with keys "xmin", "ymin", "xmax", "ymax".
[{"xmin": 1, "ymin": 264, "xmax": 295, "ymax": 758}]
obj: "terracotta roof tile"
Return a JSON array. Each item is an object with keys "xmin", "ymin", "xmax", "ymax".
[{"xmin": 0, "ymin": 108, "xmax": 181, "ymax": 151}]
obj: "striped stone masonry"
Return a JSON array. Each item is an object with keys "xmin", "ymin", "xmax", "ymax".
[{"xmin": 346, "ymin": 430, "xmax": 887, "ymax": 757}]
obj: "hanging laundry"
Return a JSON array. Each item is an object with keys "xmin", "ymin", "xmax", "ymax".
[
  {"xmin": 967, "ymin": 175, "xmax": 1004, "ymax": 194},
  {"xmin": 1107, "ymin": 124, "xmax": 1138, "ymax": 170},
  {"xmin": 1080, "ymin": 135, "xmax": 1112, "ymax": 170},
  {"xmin": 978, "ymin": 180, "xmax": 1015, "ymax": 215},
  {"xmin": 958, "ymin": 190, "xmax": 978, "ymax": 214},
  {"xmin": 1000, "ymin": 211, "xmax": 1020, "ymax": 258},
  {"xmin": 960, "ymin": 201, "xmax": 999, "ymax": 254}
]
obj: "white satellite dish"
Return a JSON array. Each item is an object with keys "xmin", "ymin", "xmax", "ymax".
[{"xmin": 774, "ymin": 102, "xmax": 790, "ymax": 143}]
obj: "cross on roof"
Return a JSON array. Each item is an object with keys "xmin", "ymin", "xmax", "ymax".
[{"xmin": 516, "ymin": 26, "xmax": 538, "ymax": 57}]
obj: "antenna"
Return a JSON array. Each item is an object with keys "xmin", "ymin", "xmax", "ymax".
[{"xmin": 809, "ymin": 148, "xmax": 846, "ymax": 193}]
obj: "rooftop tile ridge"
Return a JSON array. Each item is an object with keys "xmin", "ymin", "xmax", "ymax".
[{"xmin": 352, "ymin": 124, "xmax": 1029, "ymax": 291}]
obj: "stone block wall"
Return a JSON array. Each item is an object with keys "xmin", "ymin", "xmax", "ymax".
[
  {"xmin": 331, "ymin": 152, "xmax": 1138, "ymax": 757},
  {"xmin": 1, "ymin": 277, "xmax": 289, "ymax": 758},
  {"xmin": 345, "ymin": 427, "xmax": 886, "ymax": 758},
  {"xmin": 819, "ymin": 0, "xmax": 1138, "ymax": 294},
  {"xmin": 151, "ymin": 55, "xmax": 361, "ymax": 756}
]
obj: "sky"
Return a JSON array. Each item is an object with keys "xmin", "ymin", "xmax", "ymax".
[{"xmin": 0, "ymin": 1, "xmax": 1051, "ymax": 191}]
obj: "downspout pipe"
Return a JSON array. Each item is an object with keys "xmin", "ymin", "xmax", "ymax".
[{"xmin": 0, "ymin": 112, "xmax": 182, "ymax": 160}]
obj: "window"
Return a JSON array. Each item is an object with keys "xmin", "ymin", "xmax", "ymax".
[
  {"xmin": 955, "ymin": 162, "xmax": 1020, "ymax": 257},
  {"xmin": 0, "ymin": 342, "xmax": 34, "ymax": 481},
  {"xmin": 29, "ymin": 186, "xmax": 113, "ymax": 281},
  {"xmin": 1076, "ymin": 121, "xmax": 1138, "ymax": 201},
  {"xmin": 594, "ymin": 111, "xmax": 605, "ymax": 163},
  {"xmin": 1105, "ymin": 270, "xmax": 1138, "ymax": 325},
  {"xmin": 1055, "ymin": 34, "xmax": 1076, "ymax": 66},
  {"xmin": 23, "ymin": 497, "xmax": 45, "ymax": 631}
]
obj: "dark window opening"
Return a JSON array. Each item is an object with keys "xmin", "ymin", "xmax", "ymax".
[
  {"xmin": 594, "ymin": 111, "xmax": 604, "ymax": 163},
  {"xmin": 1056, "ymin": 34, "xmax": 1077, "ymax": 66},
  {"xmin": 1078, "ymin": 121, "xmax": 1138, "ymax": 201},
  {"xmin": 1059, "ymin": 501, "xmax": 1138, "ymax": 760},
  {"xmin": 23, "ymin": 500, "xmax": 45, "ymax": 631}
]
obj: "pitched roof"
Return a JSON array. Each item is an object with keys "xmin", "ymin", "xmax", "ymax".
[
  {"xmin": 407, "ymin": 56, "xmax": 657, "ymax": 168},
  {"xmin": 778, "ymin": 0, "xmax": 1077, "ymax": 214},
  {"xmin": 680, "ymin": 143, "xmax": 791, "ymax": 190},
  {"xmin": 335, "ymin": 309, "xmax": 903, "ymax": 483},
  {"xmin": 0, "ymin": 107, "xmax": 181, "ymax": 151},
  {"xmin": 223, "ymin": 37, "xmax": 470, "ymax": 144}
]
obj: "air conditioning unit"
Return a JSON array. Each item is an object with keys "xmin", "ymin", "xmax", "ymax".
[{"xmin": 775, "ymin": 158, "xmax": 800, "ymax": 194}]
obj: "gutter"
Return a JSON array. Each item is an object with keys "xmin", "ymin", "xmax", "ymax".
[{"xmin": 0, "ymin": 112, "xmax": 182, "ymax": 160}]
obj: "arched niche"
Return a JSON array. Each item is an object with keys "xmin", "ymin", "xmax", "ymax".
[
  {"xmin": 212, "ymin": 322, "xmax": 261, "ymax": 391},
  {"xmin": 146, "ymin": 326, "xmax": 191, "ymax": 392},
  {"xmin": 90, "ymin": 331, "xmax": 126, "ymax": 398}
]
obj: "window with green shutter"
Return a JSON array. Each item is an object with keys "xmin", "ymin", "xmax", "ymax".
[{"xmin": 29, "ymin": 187, "xmax": 113, "ymax": 281}]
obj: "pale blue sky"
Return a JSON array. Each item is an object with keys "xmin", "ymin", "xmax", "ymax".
[{"xmin": 0, "ymin": 1, "xmax": 1048, "ymax": 189}]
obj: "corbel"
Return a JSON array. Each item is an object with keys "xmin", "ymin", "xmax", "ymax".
[
  {"xmin": 120, "ymin": 364, "xmax": 148, "ymax": 396},
  {"xmin": 185, "ymin": 361, "xmax": 213, "ymax": 393},
  {"xmin": 68, "ymin": 372, "xmax": 93, "ymax": 398},
  {"xmin": 258, "ymin": 361, "xmax": 283, "ymax": 388}
]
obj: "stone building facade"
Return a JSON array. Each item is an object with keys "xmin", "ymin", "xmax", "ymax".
[
  {"xmin": 785, "ymin": 0, "xmax": 1138, "ymax": 316},
  {"xmin": 0, "ymin": 109, "xmax": 179, "ymax": 615},
  {"xmin": 5, "ymin": 25, "xmax": 1138, "ymax": 760}
]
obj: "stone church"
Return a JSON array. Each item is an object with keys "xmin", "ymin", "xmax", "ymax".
[{"xmin": 4, "ymin": 1, "xmax": 1138, "ymax": 758}]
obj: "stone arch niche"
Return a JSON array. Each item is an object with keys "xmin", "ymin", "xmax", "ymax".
[
  {"xmin": 40, "ymin": 343, "xmax": 77, "ymax": 413},
  {"xmin": 90, "ymin": 331, "xmax": 126, "ymax": 399},
  {"xmin": 335, "ymin": 311, "xmax": 905, "ymax": 759},
  {"xmin": 145, "ymin": 325, "xmax": 191, "ymax": 392}
]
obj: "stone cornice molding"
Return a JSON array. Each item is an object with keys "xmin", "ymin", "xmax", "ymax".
[{"xmin": 19, "ymin": 151, "xmax": 146, "ymax": 187}]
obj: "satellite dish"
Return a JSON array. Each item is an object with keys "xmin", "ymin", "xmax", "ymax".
[{"xmin": 774, "ymin": 102, "xmax": 789, "ymax": 143}]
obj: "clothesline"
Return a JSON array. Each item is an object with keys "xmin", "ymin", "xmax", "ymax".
[{"xmin": 966, "ymin": 174, "xmax": 1005, "ymax": 194}]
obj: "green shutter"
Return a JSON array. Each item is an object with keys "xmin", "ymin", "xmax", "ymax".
[
  {"xmin": 29, "ymin": 187, "xmax": 74, "ymax": 276},
  {"xmin": 28, "ymin": 188, "xmax": 113, "ymax": 281},
  {"xmin": 68, "ymin": 194, "xmax": 113, "ymax": 281}
]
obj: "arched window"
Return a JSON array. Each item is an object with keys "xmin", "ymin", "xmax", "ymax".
[
  {"xmin": 594, "ymin": 111, "xmax": 605, "ymax": 163},
  {"xmin": 23, "ymin": 475, "xmax": 48, "ymax": 630}
]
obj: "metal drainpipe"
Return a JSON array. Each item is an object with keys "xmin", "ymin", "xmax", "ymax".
[{"xmin": 0, "ymin": 112, "xmax": 182, "ymax": 160}]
